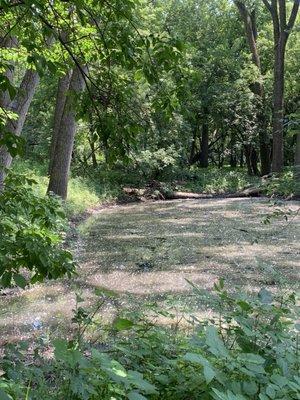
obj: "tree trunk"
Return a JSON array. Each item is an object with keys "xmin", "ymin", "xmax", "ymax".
[
  {"xmin": 239, "ymin": 149, "xmax": 244, "ymax": 167},
  {"xmin": 250, "ymin": 147, "xmax": 259, "ymax": 176},
  {"xmin": 272, "ymin": 36, "xmax": 287, "ymax": 172},
  {"xmin": 47, "ymin": 66, "xmax": 85, "ymax": 199},
  {"xmin": 234, "ymin": 2, "xmax": 271, "ymax": 175},
  {"xmin": 230, "ymin": 132, "xmax": 237, "ymax": 168},
  {"xmin": 0, "ymin": 69, "xmax": 40, "ymax": 188},
  {"xmin": 0, "ymin": 36, "xmax": 18, "ymax": 109},
  {"xmin": 189, "ymin": 127, "xmax": 198, "ymax": 165},
  {"xmin": 199, "ymin": 110, "xmax": 209, "ymax": 168},
  {"xmin": 244, "ymin": 144, "xmax": 253, "ymax": 175},
  {"xmin": 48, "ymin": 71, "xmax": 72, "ymax": 175},
  {"xmin": 261, "ymin": 0, "xmax": 299, "ymax": 172}
]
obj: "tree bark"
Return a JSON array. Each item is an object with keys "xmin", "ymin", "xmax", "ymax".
[
  {"xmin": 262, "ymin": 0, "xmax": 299, "ymax": 172},
  {"xmin": 0, "ymin": 36, "xmax": 18, "ymax": 109},
  {"xmin": 272, "ymin": 35, "xmax": 287, "ymax": 172},
  {"xmin": 47, "ymin": 66, "xmax": 85, "ymax": 199},
  {"xmin": 234, "ymin": 1, "xmax": 271, "ymax": 175},
  {"xmin": 48, "ymin": 70, "xmax": 72, "ymax": 175},
  {"xmin": 0, "ymin": 69, "xmax": 40, "ymax": 188},
  {"xmin": 199, "ymin": 109, "xmax": 209, "ymax": 168}
]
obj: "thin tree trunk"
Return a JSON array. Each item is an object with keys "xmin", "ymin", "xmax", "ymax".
[
  {"xmin": 48, "ymin": 71, "xmax": 72, "ymax": 175},
  {"xmin": 230, "ymin": 132, "xmax": 237, "ymax": 168},
  {"xmin": 0, "ymin": 69, "xmax": 40, "ymax": 188},
  {"xmin": 189, "ymin": 127, "xmax": 197, "ymax": 165},
  {"xmin": 199, "ymin": 109, "xmax": 209, "ymax": 168},
  {"xmin": 240, "ymin": 149, "xmax": 244, "ymax": 167},
  {"xmin": 244, "ymin": 144, "xmax": 253, "ymax": 175},
  {"xmin": 250, "ymin": 147, "xmax": 260, "ymax": 176},
  {"xmin": 47, "ymin": 66, "xmax": 85, "ymax": 199}
]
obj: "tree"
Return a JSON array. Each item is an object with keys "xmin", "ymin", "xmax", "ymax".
[
  {"xmin": 0, "ymin": 68, "xmax": 40, "ymax": 188},
  {"xmin": 47, "ymin": 66, "xmax": 85, "ymax": 199},
  {"xmin": 234, "ymin": 1, "xmax": 271, "ymax": 175},
  {"xmin": 262, "ymin": 0, "xmax": 299, "ymax": 172}
]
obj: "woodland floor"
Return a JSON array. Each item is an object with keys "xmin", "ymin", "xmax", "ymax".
[{"xmin": 0, "ymin": 198, "xmax": 299, "ymax": 344}]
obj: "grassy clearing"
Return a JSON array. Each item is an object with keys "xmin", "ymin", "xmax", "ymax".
[{"xmin": 1, "ymin": 197, "xmax": 298, "ymax": 343}]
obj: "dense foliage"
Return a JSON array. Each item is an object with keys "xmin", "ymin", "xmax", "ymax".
[
  {"xmin": 0, "ymin": 173, "xmax": 75, "ymax": 288},
  {"xmin": 0, "ymin": 283, "xmax": 299, "ymax": 399}
]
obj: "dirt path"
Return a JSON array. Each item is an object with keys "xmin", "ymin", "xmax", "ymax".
[{"xmin": 0, "ymin": 198, "xmax": 299, "ymax": 343}]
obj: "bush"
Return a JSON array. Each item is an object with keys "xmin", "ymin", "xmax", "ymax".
[
  {"xmin": 0, "ymin": 172, "xmax": 75, "ymax": 288},
  {"xmin": 0, "ymin": 282, "xmax": 299, "ymax": 399}
]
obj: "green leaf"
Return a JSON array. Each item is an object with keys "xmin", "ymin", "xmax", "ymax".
[
  {"xmin": 205, "ymin": 326, "xmax": 229, "ymax": 358},
  {"xmin": 0, "ymin": 389, "xmax": 12, "ymax": 400},
  {"xmin": 13, "ymin": 273, "xmax": 27, "ymax": 289},
  {"xmin": 113, "ymin": 318, "xmax": 134, "ymax": 331},
  {"xmin": 1, "ymin": 272, "xmax": 12, "ymax": 288},
  {"xmin": 183, "ymin": 353, "xmax": 210, "ymax": 366},
  {"xmin": 128, "ymin": 391, "xmax": 147, "ymax": 400},
  {"xmin": 204, "ymin": 365, "xmax": 215, "ymax": 384}
]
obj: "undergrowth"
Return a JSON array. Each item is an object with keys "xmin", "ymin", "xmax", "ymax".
[{"xmin": 0, "ymin": 282, "xmax": 299, "ymax": 399}]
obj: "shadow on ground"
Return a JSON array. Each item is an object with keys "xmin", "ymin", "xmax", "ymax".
[{"xmin": 1, "ymin": 198, "xmax": 299, "ymax": 343}]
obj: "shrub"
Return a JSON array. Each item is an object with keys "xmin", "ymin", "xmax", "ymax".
[
  {"xmin": 0, "ymin": 172, "xmax": 75, "ymax": 288},
  {"xmin": 0, "ymin": 282, "xmax": 299, "ymax": 399}
]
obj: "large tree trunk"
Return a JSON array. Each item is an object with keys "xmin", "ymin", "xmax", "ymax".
[
  {"xmin": 271, "ymin": 36, "xmax": 287, "ymax": 172},
  {"xmin": 234, "ymin": 2, "xmax": 271, "ymax": 175},
  {"xmin": 48, "ymin": 71, "xmax": 72, "ymax": 175},
  {"xmin": 261, "ymin": 0, "xmax": 299, "ymax": 172},
  {"xmin": 47, "ymin": 66, "xmax": 85, "ymax": 199},
  {"xmin": 0, "ymin": 69, "xmax": 40, "ymax": 188}
]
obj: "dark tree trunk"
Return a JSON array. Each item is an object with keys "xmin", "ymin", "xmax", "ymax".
[
  {"xmin": 234, "ymin": 1, "xmax": 271, "ymax": 175},
  {"xmin": 240, "ymin": 149, "xmax": 244, "ymax": 168},
  {"xmin": 47, "ymin": 66, "xmax": 85, "ymax": 199},
  {"xmin": 230, "ymin": 132, "xmax": 237, "ymax": 168},
  {"xmin": 272, "ymin": 35, "xmax": 287, "ymax": 172},
  {"xmin": 244, "ymin": 144, "xmax": 259, "ymax": 176},
  {"xmin": 88, "ymin": 136, "xmax": 98, "ymax": 168},
  {"xmin": 199, "ymin": 110, "xmax": 209, "ymax": 168},
  {"xmin": 250, "ymin": 147, "xmax": 259, "ymax": 176},
  {"xmin": 244, "ymin": 144, "xmax": 253, "ymax": 175},
  {"xmin": 261, "ymin": 0, "xmax": 299, "ymax": 172}
]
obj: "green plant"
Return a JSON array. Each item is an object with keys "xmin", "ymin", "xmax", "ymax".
[
  {"xmin": 0, "ymin": 172, "xmax": 75, "ymax": 288},
  {"xmin": 0, "ymin": 283, "xmax": 299, "ymax": 399}
]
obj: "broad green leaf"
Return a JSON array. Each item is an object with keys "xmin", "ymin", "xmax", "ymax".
[
  {"xmin": 13, "ymin": 273, "xmax": 27, "ymax": 289},
  {"xmin": 128, "ymin": 391, "xmax": 147, "ymax": 400},
  {"xmin": 113, "ymin": 318, "xmax": 134, "ymax": 331}
]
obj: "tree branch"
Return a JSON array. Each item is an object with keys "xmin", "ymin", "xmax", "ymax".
[
  {"xmin": 286, "ymin": 0, "xmax": 300, "ymax": 33},
  {"xmin": 278, "ymin": 0, "xmax": 287, "ymax": 30}
]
